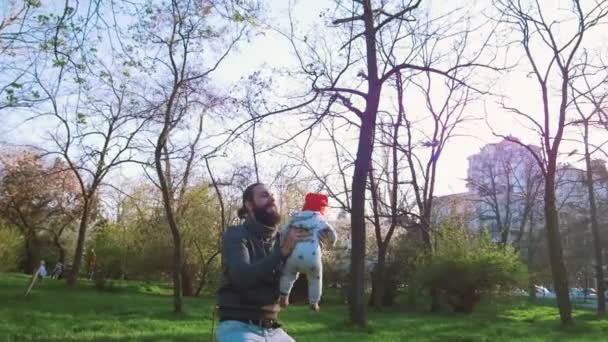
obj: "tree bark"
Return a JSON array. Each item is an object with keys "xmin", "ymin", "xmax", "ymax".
[
  {"xmin": 527, "ymin": 210, "xmax": 537, "ymax": 300},
  {"xmin": 583, "ymin": 124, "xmax": 605, "ymax": 314},
  {"xmin": 181, "ymin": 264, "xmax": 194, "ymax": 297},
  {"xmin": 420, "ymin": 219, "xmax": 440, "ymax": 312},
  {"xmin": 370, "ymin": 244, "xmax": 387, "ymax": 309},
  {"xmin": 53, "ymin": 234, "xmax": 66, "ymax": 265},
  {"xmin": 350, "ymin": 112, "xmax": 374, "ymax": 325},
  {"xmin": 544, "ymin": 164, "xmax": 573, "ymax": 324},
  {"xmin": 193, "ymin": 244, "xmax": 220, "ymax": 297},
  {"xmin": 155, "ymin": 117, "xmax": 183, "ymax": 313},
  {"xmin": 23, "ymin": 236, "xmax": 36, "ymax": 274},
  {"xmin": 195, "ymin": 271, "xmax": 207, "ymax": 297},
  {"xmin": 67, "ymin": 199, "xmax": 91, "ymax": 286},
  {"xmin": 205, "ymin": 158, "xmax": 225, "ymax": 269},
  {"xmin": 348, "ymin": 0, "xmax": 383, "ymax": 326}
]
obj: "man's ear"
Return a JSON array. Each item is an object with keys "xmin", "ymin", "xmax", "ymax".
[{"xmin": 245, "ymin": 201, "xmax": 253, "ymax": 212}]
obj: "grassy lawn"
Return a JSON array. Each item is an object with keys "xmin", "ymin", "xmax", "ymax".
[{"xmin": 1, "ymin": 273, "xmax": 608, "ymax": 341}]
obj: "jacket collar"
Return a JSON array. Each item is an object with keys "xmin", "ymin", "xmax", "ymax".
[{"xmin": 244, "ymin": 217, "xmax": 277, "ymax": 239}]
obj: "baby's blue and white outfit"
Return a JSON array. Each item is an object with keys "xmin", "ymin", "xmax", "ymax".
[{"xmin": 279, "ymin": 211, "xmax": 337, "ymax": 304}]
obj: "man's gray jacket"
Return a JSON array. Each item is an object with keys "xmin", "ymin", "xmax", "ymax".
[{"xmin": 216, "ymin": 217, "xmax": 286, "ymax": 320}]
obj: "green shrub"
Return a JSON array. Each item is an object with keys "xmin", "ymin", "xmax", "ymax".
[
  {"xmin": 0, "ymin": 224, "xmax": 23, "ymax": 272},
  {"xmin": 413, "ymin": 224, "xmax": 527, "ymax": 313},
  {"xmin": 91, "ymin": 222, "xmax": 173, "ymax": 280}
]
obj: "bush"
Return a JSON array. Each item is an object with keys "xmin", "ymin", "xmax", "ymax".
[
  {"xmin": 413, "ymin": 224, "xmax": 527, "ymax": 313},
  {"xmin": 91, "ymin": 222, "xmax": 173, "ymax": 280},
  {"xmin": 90, "ymin": 224, "xmax": 125, "ymax": 279},
  {"xmin": 0, "ymin": 224, "xmax": 23, "ymax": 272}
]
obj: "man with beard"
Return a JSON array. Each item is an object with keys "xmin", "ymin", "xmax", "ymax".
[{"xmin": 215, "ymin": 183, "xmax": 311, "ymax": 341}]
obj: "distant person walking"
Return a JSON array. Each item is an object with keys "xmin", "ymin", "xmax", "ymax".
[{"xmin": 25, "ymin": 260, "xmax": 47, "ymax": 296}]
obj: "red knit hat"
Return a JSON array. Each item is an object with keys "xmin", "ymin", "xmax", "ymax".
[{"xmin": 302, "ymin": 193, "xmax": 328, "ymax": 215}]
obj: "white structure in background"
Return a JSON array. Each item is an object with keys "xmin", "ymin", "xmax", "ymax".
[{"xmin": 433, "ymin": 138, "xmax": 595, "ymax": 244}]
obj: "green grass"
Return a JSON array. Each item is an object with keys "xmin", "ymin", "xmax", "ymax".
[{"xmin": 1, "ymin": 273, "xmax": 608, "ymax": 341}]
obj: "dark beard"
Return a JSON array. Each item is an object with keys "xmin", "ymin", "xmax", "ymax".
[{"xmin": 253, "ymin": 205, "xmax": 280, "ymax": 227}]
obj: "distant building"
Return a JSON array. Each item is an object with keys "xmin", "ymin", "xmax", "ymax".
[{"xmin": 434, "ymin": 139, "xmax": 607, "ymax": 245}]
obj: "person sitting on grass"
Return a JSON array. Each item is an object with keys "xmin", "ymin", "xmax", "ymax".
[{"xmin": 51, "ymin": 261, "xmax": 64, "ymax": 279}]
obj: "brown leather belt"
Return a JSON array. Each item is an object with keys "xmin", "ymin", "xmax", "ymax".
[{"xmin": 219, "ymin": 317, "xmax": 280, "ymax": 329}]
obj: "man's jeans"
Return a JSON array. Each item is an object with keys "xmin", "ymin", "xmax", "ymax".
[{"xmin": 215, "ymin": 320, "xmax": 295, "ymax": 342}]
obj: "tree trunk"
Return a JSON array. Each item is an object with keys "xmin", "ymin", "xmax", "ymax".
[
  {"xmin": 544, "ymin": 168, "xmax": 573, "ymax": 325},
  {"xmin": 526, "ymin": 209, "xmax": 537, "ymax": 300},
  {"xmin": 53, "ymin": 234, "xmax": 66, "ymax": 264},
  {"xmin": 194, "ymin": 251, "xmax": 220, "ymax": 297},
  {"xmin": 420, "ymin": 222, "xmax": 440, "ymax": 312},
  {"xmin": 370, "ymin": 245, "xmax": 387, "ymax": 310},
  {"xmin": 205, "ymin": 159, "xmax": 226, "ymax": 270},
  {"xmin": 67, "ymin": 200, "xmax": 91, "ymax": 286},
  {"xmin": 583, "ymin": 129, "xmax": 605, "ymax": 314},
  {"xmin": 195, "ymin": 270, "xmax": 208, "ymax": 297},
  {"xmin": 351, "ymin": 88, "xmax": 383, "ymax": 324},
  {"xmin": 57, "ymin": 243, "xmax": 66, "ymax": 265},
  {"xmin": 347, "ymin": 0, "xmax": 384, "ymax": 327},
  {"xmin": 350, "ymin": 112, "xmax": 374, "ymax": 325},
  {"xmin": 161, "ymin": 196, "xmax": 182, "ymax": 312},
  {"xmin": 527, "ymin": 246, "xmax": 537, "ymax": 301},
  {"xmin": 181, "ymin": 264, "xmax": 194, "ymax": 297},
  {"xmin": 169, "ymin": 217, "xmax": 182, "ymax": 312},
  {"xmin": 155, "ymin": 119, "xmax": 183, "ymax": 313},
  {"xmin": 23, "ymin": 237, "xmax": 36, "ymax": 274},
  {"xmin": 528, "ymin": 276, "xmax": 537, "ymax": 300}
]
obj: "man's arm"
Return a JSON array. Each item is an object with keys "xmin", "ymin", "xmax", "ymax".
[{"xmin": 223, "ymin": 229, "xmax": 284, "ymax": 290}]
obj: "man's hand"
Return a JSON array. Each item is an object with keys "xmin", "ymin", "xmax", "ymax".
[
  {"xmin": 319, "ymin": 228, "xmax": 338, "ymax": 249},
  {"xmin": 281, "ymin": 227, "xmax": 312, "ymax": 257},
  {"xmin": 319, "ymin": 230, "xmax": 331, "ymax": 249}
]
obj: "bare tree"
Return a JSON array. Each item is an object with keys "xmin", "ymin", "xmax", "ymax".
[
  {"xmin": 367, "ymin": 75, "xmax": 412, "ymax": 308},
  {"xmin": 0, "ymin": 0, "xmax": 47, "ymax": 112},
  {"xmin": 279, "ymin": 0, "xmax": 495, "ymax": 324},
  {"xmin": 129, "ymin": 0, "xmax": 254, "ymax": 313},
  {"xmin": 295, "ymin": 50, "xmax": 480, "ymax": 310},
  {"xmin": 570, "ymin": 59, "xmax": 608, "ymax": 314},
  {"xmin": 511, "ymin": 157, "xmax": 544, "ymax": 251},
  {"xmin": 193, "ymin": 156, "xmax": 239, "ymax": 296},
  {"xmin": 494, "ymin": 0, "xmax": 608, "ymax": 325},
  {"xmin": 37, "ymin": 67, "xmax": 148, "ymax": 286},
  {"xmin": 3, "ymin": 0, "xmax": 149, "ymax": 286},
  {"xmin": 466, "ymin": 140, "xmax": 543, "ymax": 249},
  {"xmin": 395, "ymin": 14, "xmax": 490, "ymax": 310}
]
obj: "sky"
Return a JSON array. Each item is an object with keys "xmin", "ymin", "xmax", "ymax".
[
  {"xmin": 2, "ymin": 0, "xmax": 608, "ymax": 198},
  {"xmin": 207, "ymin": 0, "xmax": 491, "ymax": 195},
  {"xmin": 210, "ymin": 0, "xmax": 608, "ymax": 196}
]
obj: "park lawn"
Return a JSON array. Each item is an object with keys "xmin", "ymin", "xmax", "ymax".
[{"xmin": 1, "ymin": 273, "xmax": 608, "ymax": 341}]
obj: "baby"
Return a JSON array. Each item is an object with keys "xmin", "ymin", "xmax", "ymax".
[{"xmin": 279, "ymin": 193, "xmax": 337, "ymax": 312}]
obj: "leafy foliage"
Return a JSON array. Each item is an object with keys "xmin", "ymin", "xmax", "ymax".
[
  {"xmin": 0, "ymin": 221, "xmax": 23, "ymax": 272},
  {"xmin": 413, "ymin": 222, "xmax": 527, "ymax": 313}
]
